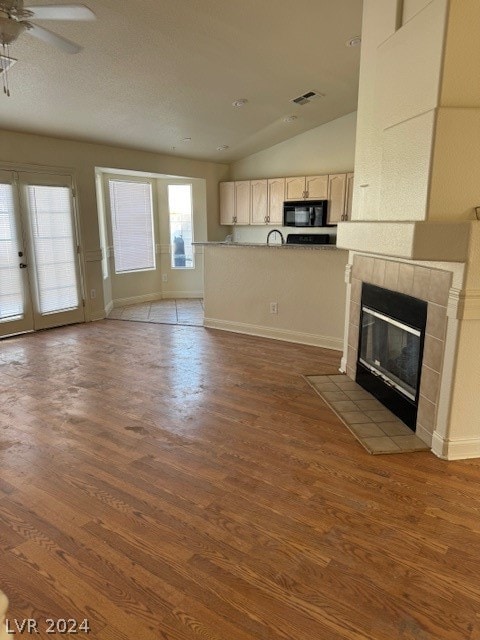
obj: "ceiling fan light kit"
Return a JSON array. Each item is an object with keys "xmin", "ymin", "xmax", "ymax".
[{"xmin": 0, "ymin": 0, "xmax": 96, "ymax": 96}]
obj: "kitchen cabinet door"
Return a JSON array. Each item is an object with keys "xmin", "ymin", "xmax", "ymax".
[
  {"xmin": 345, "ymin": 172, "xmax": 354, "ymax": 220},
  {"xmin": 267, "ymin": 177, "xmax": 285, "ymax": 225},
  {"xmin": 305, "ymin": 175, "xmax": 328, "ymax": 199},
  {"xmin": 327, "ymin": 173, "xmax": 347, "ymax": 224},
  {"xmin": 219, "ymin": 181, "xmax": 235, "ymax": 225},
  {"xmin": 234, "ymin": 180, "xmax": 251, "ymax": 225},
  {"xmin": 285, "ymin": 176, "xmax": 306, "ymax": 200},
  {"xmin": 250, "ymin": 180, "xmax": 268, "ymax": 224}
]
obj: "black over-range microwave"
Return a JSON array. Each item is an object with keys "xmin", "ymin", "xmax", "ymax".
[{"xmin": 283, "ymin": 200, "xmax": 328, "ymax": 227}]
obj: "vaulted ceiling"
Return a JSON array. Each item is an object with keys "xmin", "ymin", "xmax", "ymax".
[{"xmin": 1, "ymin": 0, "xmax": 363, "ymax": 161}]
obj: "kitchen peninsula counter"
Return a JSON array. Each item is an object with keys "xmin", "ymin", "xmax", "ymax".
[{"xmin": 199, "ymin": 241, "xmax": 348, "ymax": 351}]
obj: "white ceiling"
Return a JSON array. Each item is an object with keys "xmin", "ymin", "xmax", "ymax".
[{"xmin": 2, "ymin": 0, "xmax": 363, "ymax": 162}]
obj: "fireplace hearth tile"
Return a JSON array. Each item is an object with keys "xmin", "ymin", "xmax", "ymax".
[
  {"xmin": 354, "ymin": 398, "xmax": 385, "ymax": 411},
  {"xmin": 391, "ymin": 435, "xmax": 429, "ymax": 450},
  {"xmin": 364, "ymin": 409, "xmax": 400, "ymax": 422},
  {"xmin": 363, "ymin": 437, "xmax": 402, "ymax": 454},
  {"xmin": 322, "ymin": 391, "xmax": 350, "ymax": 402},
  {"xmin": 349, "ymin": 423, "xmax": 386, "ymax": 438},
  {"xmin": 335, "ymin": 380, "xmax": 360, "ymax": 391},
  {"xmin": 340, "ymin": 411, "xmax": 372, "ymax": 424},
  {"xmin": 304, "ymin": 374, "xmax": 430, "ymax": 456},
  {"xmin": 343, "ymin": 388, "xmax": 371, "ymax": 401},
  {"xmin": 330, "ymin": 400, "xmax": 359, "ymax": 412},
  {"xmin": 377, "ymin": 421, "xmax": 412, "ymax": 437}
]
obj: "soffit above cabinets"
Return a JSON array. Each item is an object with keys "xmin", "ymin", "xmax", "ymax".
[{"xmin": 1, "ymin": 0, "xmax": 362, "ymax": 162}]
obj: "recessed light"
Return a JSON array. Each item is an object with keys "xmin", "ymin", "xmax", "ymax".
[
  {"xmin": 180, "ymin": 137, "xmax": 192, "ymax": 143},
  {"xmin": 284, "ymin": 115, "xmax": 297, "ymax": 123},
  {"xmin": 232, "ymin": 99, "xmax": 248, "ymax": 108},
  {"xmin": 346, "ymin": 36, "xmax": 361, "ymax": 47},
  {"xmin": 217, "ymin": 145, "xmax": 229, "ymax": 151}
]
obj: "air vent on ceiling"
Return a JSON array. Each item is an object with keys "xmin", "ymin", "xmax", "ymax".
[
  {"xmin": 290, "ymin": 90, "xmax": 324, "ymax": 106},
  {"xmin": 0, "ymin": 55, "xmax": 17, "ymax": 75}
]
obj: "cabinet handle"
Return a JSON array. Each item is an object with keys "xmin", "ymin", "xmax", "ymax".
[{"xmin": 264, "ymin": 215, "xmax": 268, "ymax": 223}]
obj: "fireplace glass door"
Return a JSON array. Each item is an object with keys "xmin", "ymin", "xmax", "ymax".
[{"xmin": 359, "ymin": 307, "xmax": 421, "ymax": 401}]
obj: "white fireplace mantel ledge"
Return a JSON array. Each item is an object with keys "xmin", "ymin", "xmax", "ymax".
[{"xmin": 336, "ymin": 220, "xmax": 472, "ymax": 262}]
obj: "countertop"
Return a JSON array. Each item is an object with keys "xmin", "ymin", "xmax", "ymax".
[{"xmin": 193, "ymin": 241, "xmax": 341, "ymax": 251}]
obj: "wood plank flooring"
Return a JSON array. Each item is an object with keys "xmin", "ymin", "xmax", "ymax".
[{"xmin": 0, "ymin": 320, "xmax": 479, "ymax": 639}]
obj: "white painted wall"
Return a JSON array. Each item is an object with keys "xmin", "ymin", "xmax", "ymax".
[
  {"xmin": 230, "ymin": 112, "xmax": 356, "ymax": 181},
  {"xmin": 203, "ymin": 245, "xmax": 348, "ymax": 350}
]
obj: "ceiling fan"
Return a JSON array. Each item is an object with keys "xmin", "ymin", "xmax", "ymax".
[
  {"xmin": 0, "ymin": 1, "xmax": 95, "ymax": 52},
  {"xmin": 0, "ymin": 1, "xmax": 96, "ymax": 94}
]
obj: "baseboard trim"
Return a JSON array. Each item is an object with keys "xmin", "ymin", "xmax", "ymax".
[
  {"xmin": 161, "ymin": 291, "xmax": 203, "ymax": 299},
  {"xmin": 204, "ymin": 318, "xmax": 343, "ymax": 351},
  {"xmin": 113, "ymin": 291, "xmax": 203, "ymax": 307},
  {"xmin": 113, "ymin": 292, "xmax": 163, "ymax": 308},
  {"xmin": 431, "ymin": 431, "xmax": 480, "ymax": 460}
]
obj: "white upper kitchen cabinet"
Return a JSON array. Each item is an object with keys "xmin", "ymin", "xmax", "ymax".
[
  {"xmin": 219, "ymin": 182, "xmax": 235, "ymax": 225},
  {"xmin": 250, "ymin": 180, "xmax": 268, "ymax": 225},
  {"xmin": 267, "ymin": 178, "xmax": 285, "ymax": 225},
  {"xmin": 234, "ymin": 181, "xmax": 251, "ymax": 225}
]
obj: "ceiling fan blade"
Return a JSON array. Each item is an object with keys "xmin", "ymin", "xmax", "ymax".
[
  {"xmin": 24, "ymin": 4, "xmax": 96, "ymax": 21},
  {"xmin": 26, "ymin": 23, "xmax": 82, "ymax": 53}
]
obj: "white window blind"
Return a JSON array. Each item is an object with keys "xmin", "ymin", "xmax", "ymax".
[
  {"xmin": 108, "ymin": 179, "xmax": 155, "ymax": 274},
  {"xmin": 27, "ymin": 185, "xmax": 80, "ymax": 315},
  {"xmin": 0, "ymin": 183, "xmax": 24, "ymax": 321}
]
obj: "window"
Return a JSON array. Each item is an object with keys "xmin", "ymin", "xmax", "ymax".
[
  {"xmin": 168, "ymin": 184, "xmax": 194, "ymax": 269},
  {"xmin": 108, "ymin": 179, "xmax": 155, "ymax": 274}
]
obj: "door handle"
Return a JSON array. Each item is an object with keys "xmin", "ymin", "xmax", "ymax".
[{"xmin": 19, "ymin": 263, "xmax": 28, "ymax": 269}]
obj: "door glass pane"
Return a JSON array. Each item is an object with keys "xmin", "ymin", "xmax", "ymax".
[
  {"xmin": 0, "ymin": 183, "xmax": 24, "ymax": 322},
  {"xmin": 27, "ymin": 185, "xmax": 80, "ymax": 314}
]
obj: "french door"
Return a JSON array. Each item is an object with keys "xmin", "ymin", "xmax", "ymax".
[{"xmin": 0, "ymin": 170, "xmax": 85, "ymax": 339}]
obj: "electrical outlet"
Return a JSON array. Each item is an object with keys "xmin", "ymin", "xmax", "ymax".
[
  {"xmin": 162, "ymin": 274, "xmax": 168, "ymax": 282},
  {"xmin": 90, "ymin": 289, "xmax": 96, "ymax": 299},
  {"xmin": 269, "ymin": 302, "xmax": 278, "ymax": 314}
]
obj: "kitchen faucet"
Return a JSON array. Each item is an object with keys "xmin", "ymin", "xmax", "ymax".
[{"xmin": 266, "ymin": 229, "xmax": 285, "ymax": 245}]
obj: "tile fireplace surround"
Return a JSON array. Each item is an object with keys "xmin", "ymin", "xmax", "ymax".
[{"xmin": 344, "ymin": 254, "xmax": 460, "ymax": 453}]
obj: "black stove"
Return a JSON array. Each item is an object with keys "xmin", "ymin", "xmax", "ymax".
[{"xmin": 286, "ymin": 233, "xmax": 330, "ymax": 245}]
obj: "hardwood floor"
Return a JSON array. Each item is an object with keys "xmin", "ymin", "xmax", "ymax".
[{"xmin": 0, "ymin": 320, "xmax": 479, "ymax": 639}]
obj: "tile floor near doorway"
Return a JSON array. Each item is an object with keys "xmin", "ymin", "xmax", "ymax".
[{"xmin": 108, "ymin": 299, "xmax": 204, "ymax": 326}]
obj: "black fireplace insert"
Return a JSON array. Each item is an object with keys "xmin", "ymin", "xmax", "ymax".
[{"xmin": 356, "ymin": 284, "xmax": 427, "ymax": 430}]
